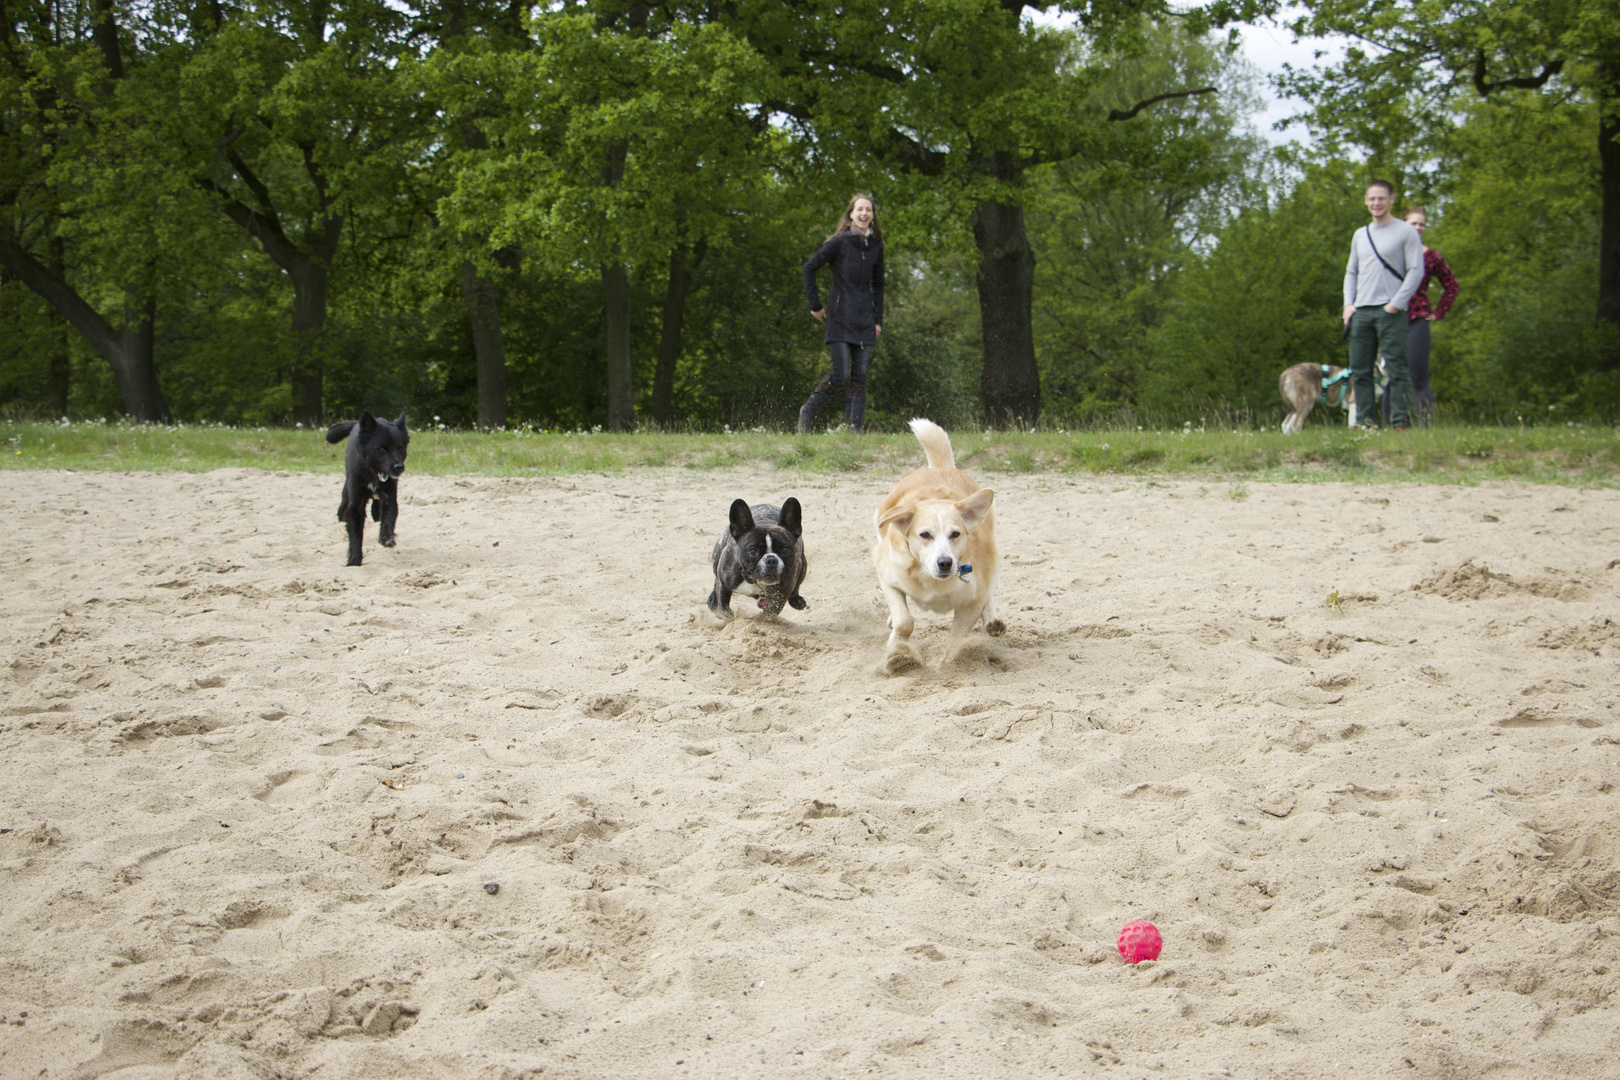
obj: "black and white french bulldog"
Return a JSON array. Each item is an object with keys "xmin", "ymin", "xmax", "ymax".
[
  {"xmin": 325, "ymin": 410, "xmax": 408, "ymax": 567},
  {"xmin": 707, "ymin": 498, "xmax": 808, "ymax": 618}
]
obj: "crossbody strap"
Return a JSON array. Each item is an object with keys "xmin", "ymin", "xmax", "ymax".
[{"xmin": 1365, "ymin": 225, "xmax": 1407, "ymax": 282}]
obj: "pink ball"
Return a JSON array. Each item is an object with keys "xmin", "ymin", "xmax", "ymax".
[{"xmin": 1117, "ymin": 921, "xmax": 1162, "ymax": 964}]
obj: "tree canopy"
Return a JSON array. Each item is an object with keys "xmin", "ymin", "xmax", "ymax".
[{"xmin": 2, "ymin": 0, "xmax": 1615, "ymax": 428}]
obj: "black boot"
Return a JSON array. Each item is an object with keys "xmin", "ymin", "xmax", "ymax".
[
  {"xmin": 799, "ymin": 390, "xmax": 831, "ymax": 434},
  {"xmin": 846, "ymin": 392, "xmax": 866, "ymax": 435},
  {"xmin": 1416, "ymin": 388, "xmax": 1435, "ymax": 427}
]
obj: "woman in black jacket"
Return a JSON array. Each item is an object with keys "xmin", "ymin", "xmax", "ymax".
[{"xmin": 799, "ymin": 194, "xmax": 885, "ymax": 434}]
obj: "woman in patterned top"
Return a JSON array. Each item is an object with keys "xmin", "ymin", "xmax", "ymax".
[{"xmin": 1390, "ymin": 205, "xmax": 1459, "ymax": 426}]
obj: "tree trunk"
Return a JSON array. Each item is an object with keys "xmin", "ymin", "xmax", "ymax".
[
  {"xmin": 460, "ymin": 260, "xmax": 508, "ymax": 429},
  {"xmin": 89, "ymin": 0, "xmax": 124, "ymax": 79},
  {"xmin": 602, "ymin": 254, "xmax": 635, "ymax": 431},
  {"xmin": 209, "ymin": 207, "xmax": 340, "ymax": 424},
  {"xmin": 0, "ymin": 228, "xmax": 169, "ymax": 420},
  {"xmin": 600, "ymin": 137, "xmax": 634, "ymax": 432},
  {"xmin": 1597, "ymin": 60, "xmax": 1620, "ymax": 372},
  {"xmin": 110, "ymin": 289, "xmax": 165, "ymax": 421},
  {"xmin": 651, "ymin": 237, "xmax": 706, "ymax": 427},
  {"xmin": 288, "ymin": 257, "xmax": 329, "ymax": 425},
  {"xmin": 208, "ymin": 154, "xmax": 342, "ymax": 425},
  {"xmin": 9, "ymin": 1, "xmax": 165, "ymax": 420},
  {"xmin": 46, "ymin": 237, "xmax": 70, "ymax": 417},
  {"xmin": 971, "ymin": 198, "xmax": 1041, "ymax": 427},
  {"xmin": 452, "ymin": 107, "xmax": 513, "ymax": 428},
  {"xmin": 48, "ymin": 325, "xmax": 71, "ymax": 417}
]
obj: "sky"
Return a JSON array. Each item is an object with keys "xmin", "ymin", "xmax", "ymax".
[
  {"xmin": 1027, "ymin": 5, "xmax": 1347, "ymax": 147},
  {"xmin": 1235, "ymin": 11, "xmax": 1346, "ymax": 145}
]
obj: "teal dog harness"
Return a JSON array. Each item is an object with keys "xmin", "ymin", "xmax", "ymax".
[
  {"xmin": 1318, "ymin": 366, "xmax": 1352, "ymax": 409},
  {"xmin": 1318, "ymin": 364, "xmax": 1386, "ymax": 410}
]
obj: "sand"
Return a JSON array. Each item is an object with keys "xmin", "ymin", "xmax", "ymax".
[{"xmin": 1, "ymin": 462, "xmax": 1617, "ymax": 1079}]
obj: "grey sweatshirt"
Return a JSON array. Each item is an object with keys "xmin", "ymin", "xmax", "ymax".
[{"xmin": 1344, "ymin": 220, "xmax": 1425, "ymax": 310}]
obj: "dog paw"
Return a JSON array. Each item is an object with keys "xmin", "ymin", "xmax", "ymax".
[
  {"xmin": 986, "ymin": 618, "xmax": 1006, "ymax": 637},
  {"xmin": 380, "ymin": 537, "xmax": 396, "ymax": 548},
  {"xmin": 346, "ymin": 557, "xmax": 363, "ymax": 567},
  {"xmin": 885, "ymin": 647, "xmax": 923, "ymax": 675},
  {"xmin": 788, "ymin": 595, "xmax": 808, "ymax": 610}
]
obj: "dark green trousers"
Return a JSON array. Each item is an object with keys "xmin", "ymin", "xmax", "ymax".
[{"xmin": 1348, "ymin": 306, "xmax": 1413, "ymax": 428}]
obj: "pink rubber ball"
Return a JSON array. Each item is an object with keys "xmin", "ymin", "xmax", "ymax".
[{"xmin": 1117, "ymin": 921, "xmax": 1162, "ymax": 964}]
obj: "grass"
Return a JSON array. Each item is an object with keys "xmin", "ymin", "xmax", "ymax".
[{"xmin": 3, "ymin": 419, "xmax": 1618, "ymax": 485}]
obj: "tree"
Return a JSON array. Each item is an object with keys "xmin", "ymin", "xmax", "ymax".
[
  {"xmin": 731, "ymin": 0, "xmax": 1221, "ymax": 425},
  {"xmin": 1284, "ymin": 0, "xmax": 1620, "ymax": 370},
  {"xmin": 0, "ymin": 0, "xmax": 172, "ymax": 419},
  {"xmin": 439, "ymin": 10, "xmax": 783, "ymax": 430},
  {"xmin": 1142, "ymin": 157, "xmax": 1370, "ymax": 420},
  {"xmin": 172, "ymin": 0, "xmax": 426, "ymax": 424},
  {"xmin": 414, "ymin": 0, "xmax": 535, "ymax": 430},
  {"xmin": 1028, "ymin": 21, "xmax": 1264, "ymax": 419},
  {"xmin": 1414, "ymin": 91, "xmax": 1613, "ymax": 417}
]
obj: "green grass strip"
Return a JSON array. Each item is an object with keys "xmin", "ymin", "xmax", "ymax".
[{"xmin": 3, "ymin": 421, "xmax": 1617, "ymax": 485}]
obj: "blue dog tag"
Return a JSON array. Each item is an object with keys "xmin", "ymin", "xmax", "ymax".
[{"xmin": 958, "ymin": 563, "xmax": 973, "ymax": 581}]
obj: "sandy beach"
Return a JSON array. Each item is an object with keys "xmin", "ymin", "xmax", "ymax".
[{"xmin": 1, "ymin": 463, "xmax": 1617, "ymax": 1079}]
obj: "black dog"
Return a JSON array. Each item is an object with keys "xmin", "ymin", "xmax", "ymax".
[
  {"xmin": 326, "ymin": 411, "xmax": 408, "ymax": 566},
  {"xmin": 708, "ymin": 498, "xmax": 808, "ymax": 618}
]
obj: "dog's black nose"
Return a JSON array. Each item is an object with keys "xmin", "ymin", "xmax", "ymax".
[
  {"xmin": 936, "ymin": 556, "xmax": 954, "ymax": 574},
  {"xmin": 391, "ymin": 462, "xmax": 405, "ymax": 475}
]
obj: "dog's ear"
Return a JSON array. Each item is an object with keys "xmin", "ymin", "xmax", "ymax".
[
  {"xmin": 394, "ymin": 412, "xmax": 407, "ymax": 432},
  {"xmin": 359, "ymin": 410, "xmax": 377, "ymax": 433},
  {"xmin": 956, "ymin": 489, "xmax": 994, "ymax": 530},
  {"xmin": 877, "ymin": 504, "xmax": 913, "ymax": 536},
  {"xmin": 778, "ymin": 497, "xmax": 802, "ymax": 538},
  {"xmin": 728, "ymin": 499, "xmax": 755, "ymax": 539}
]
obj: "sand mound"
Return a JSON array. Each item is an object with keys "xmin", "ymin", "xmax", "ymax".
[
  {"xmin": 1538, "ymin": 615, "xmax": 1620, "ymax": 656},
  {"xmin": 1413, "ymin": 559, "xmax": 1595, "ymax": 603}
]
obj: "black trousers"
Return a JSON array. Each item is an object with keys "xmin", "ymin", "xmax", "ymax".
[
  {"xmin": 1383, "ymin": 318, "xmax": 1433, "ymax": 426},
  {"xmin": 800, "ymin": 341, "xmax": 871, "ymax": 432}
]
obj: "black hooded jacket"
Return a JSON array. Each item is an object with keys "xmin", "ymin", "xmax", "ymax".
[{"xmin": 802, "ymin": 230, "xmax": 885, "ymax": 346}]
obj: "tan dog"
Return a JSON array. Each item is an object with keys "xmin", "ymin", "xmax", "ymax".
[
  {"xmin": 1279, "ymin": 363, "xmax": 1355, "ymax": 434},
  {"xmin": 1280, "ymin": 360, "xmax": 1387, "ymax": 433},
  {"xmin": 873, "ymin": 419, "xmax": 1003, "ymax": 672}
]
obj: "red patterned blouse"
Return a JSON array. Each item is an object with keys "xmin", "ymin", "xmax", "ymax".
[{"xmin": 1408, "ymin": 247, "xmax": 1459, "ymax": 323}]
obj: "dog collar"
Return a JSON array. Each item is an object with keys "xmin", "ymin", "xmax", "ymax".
[{"xmin": 958, "ymin": 563, "xmax": 972, "ymax": 581}]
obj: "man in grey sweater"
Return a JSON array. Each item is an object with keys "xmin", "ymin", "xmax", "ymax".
[{"xmin": 1342, "ymin": 180, "xmax": 1426, "ymax": 429}]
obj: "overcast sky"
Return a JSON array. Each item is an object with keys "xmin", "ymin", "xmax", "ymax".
[
  {"xmin": 1027, "ymin": 5, "xmax": 1346, "ymax": 146},
  {"xmin": 1236, "ymin": 12, "xmax": 1346, "ymax": 145}
]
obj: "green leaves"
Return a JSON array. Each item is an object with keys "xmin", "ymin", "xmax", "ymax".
[
  {"xmin": 1030, "ymin": 21, "xmax": 1267, "ymax": 418},
  {"xmin": 433, "ymin": 13, "xmax": 783, "ymax": 277}
]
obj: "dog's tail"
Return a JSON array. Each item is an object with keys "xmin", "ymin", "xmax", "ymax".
[
  {"xmin": 909, "ymin": 418, "xmax": 954, "ymax": 470},
  {"xmin": 325, "ymin": 420, "xmax": 356, "ymax": 445}
]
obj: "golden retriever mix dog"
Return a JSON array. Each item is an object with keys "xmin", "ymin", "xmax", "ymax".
[{"xmin": 873, "ymin": 419, "xmax": 1003, "ymax": 672}]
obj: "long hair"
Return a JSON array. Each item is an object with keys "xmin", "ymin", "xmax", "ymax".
[{"xmin": 826, "ymin": 193, "xmax": 884, "ymax": 243}]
